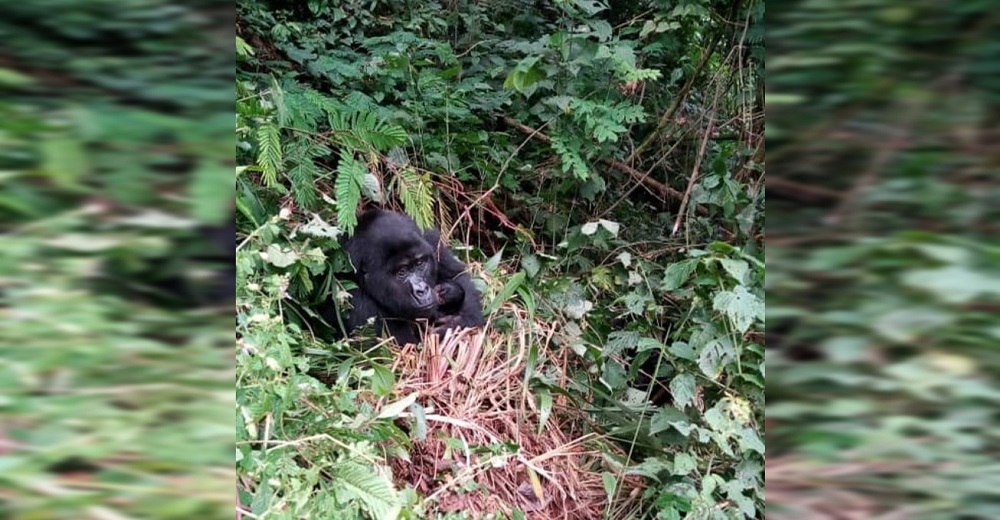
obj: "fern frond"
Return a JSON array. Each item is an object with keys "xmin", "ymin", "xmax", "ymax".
[
  {"xmin": 330, "ymin": 461, "xmax": 400, "ymax": 520},
  {"xmin": 236, "ymin": 36, "xmax": 254, "ymax": 59},
  {"xmin": 391, "ymin": 167, "xmax": 434, "ymax": 229},
  {"xmin": 288, "ymin": 160, "xmax": 319, "ymax": 209},
  {"xmin": 335, "ymin": 148, "xmax": 365, "ymax": 232},
  {"xmin": 329, "ymin": 110, "xmax": 407, "ymax": 152},
  {"xmin": 550, "ymin": 135, "xmax": 590, "ymax": 180},
  {"xmin": 256, "ymin": 123, "xmax": 282, "ymax": 187}
]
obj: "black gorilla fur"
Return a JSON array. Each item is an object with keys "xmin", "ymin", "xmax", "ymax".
[{"xmin": 320, "ymin": 210, "xmax": 484, "ymax": 344}]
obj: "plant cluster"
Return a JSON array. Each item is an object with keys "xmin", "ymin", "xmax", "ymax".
[{"xmin": 236, "ymin": 0, "xmax": 764, "ymax": 518}]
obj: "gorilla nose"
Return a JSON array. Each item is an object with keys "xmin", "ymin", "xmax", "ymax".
[{"xmin": 413, "ymin": 283, "xmax": 432, "ymax": 302}]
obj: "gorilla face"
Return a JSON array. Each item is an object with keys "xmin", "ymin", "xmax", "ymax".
[
  {"xmin": 346, "ymin": 213, "xmax": 440, "ymax": 319},
  {"xmin": 366, "ymin": 245, "xmax": 438, "ymax": 318}
]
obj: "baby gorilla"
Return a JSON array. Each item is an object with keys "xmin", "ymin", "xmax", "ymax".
[
  {"xmin": 433, "ymin": 280, "xmax": 466, "ymax": 330},
  {"xmin": 322, "ymin": 210, "xmax": 484, "ymax": 345}
]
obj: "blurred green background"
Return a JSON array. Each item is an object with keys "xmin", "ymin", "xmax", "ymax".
[
  {"xmin": 0, "ymin": 2, "xmax": 234, "ymax": 519},
  {"xmin": 768, "ymin": 1, "xmax": 1000, "ymax": 518}
]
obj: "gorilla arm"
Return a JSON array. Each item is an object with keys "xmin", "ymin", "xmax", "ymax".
[{"xmin": 423, "ymin": 228, "xmax": 486, "ymax": 329}]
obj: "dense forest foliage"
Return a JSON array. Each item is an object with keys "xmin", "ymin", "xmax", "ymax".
[
  {"xmin": 1, "ymin": 2, "xmax": 233, "ymax": 519},
  {"xmin": 770, "ymin": 1, "xmax": 1000, "ymax": 518},
  {"xmin": 235, "ymin": 0, "xmax": 764, "ymax": 518}
]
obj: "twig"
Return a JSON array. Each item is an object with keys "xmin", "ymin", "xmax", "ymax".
[
  {"xmin": 501, "ymin": 117, "xmax": 689, "ymax": 204},
  {"xmin": 672, "ymin": 114, "xmax": 715, "ymax": 235}
]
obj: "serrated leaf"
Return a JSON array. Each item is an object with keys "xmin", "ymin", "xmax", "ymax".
[
  {"xmin": 712, "ymin": 285, "xmax": 763, "ymax": 333},
  {"xmin": 717, "ymin": 258, "xmax": 749, "ymax": 283},
  {"xmin": 671, "ymin": 452, "xmax": 696, "ymax": 475},
  {"xmin": 738, "ymin": 427, "xmax": 765, "ymax": 454},
  {"xmin": 261, "ymin": 244, "xmax": 298, "ymax": 267},
  {"xmin": 256, "ymin": 124, "xmax": 282, "ymax": 186},
  {"xmin": 661, "ymin": 260, "xmax": 696, "ymax": 291},
  {"xmin": 334, "ymin": 461, "xmax": 400, "ymax": 520},
  {"xmin": 670, "ymin": 373, "xmax": 696, "ymax": 409},
  {"xmin": 298, "ymin": 214, "xmax": 341, "ymax": 238},
  {"xmin": 650, "ymin": 406, "xmax": 687, "ymax": 435}
]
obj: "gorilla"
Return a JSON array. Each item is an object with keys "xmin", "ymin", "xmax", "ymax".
[
  {"xmin": 432, "ymin": 280, "xmax": 468, "ymax": 330},
  {"xmin": 318, "ymin": 210, "xmax": 485, "ymax": 345}
]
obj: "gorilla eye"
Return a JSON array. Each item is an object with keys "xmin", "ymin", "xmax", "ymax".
[{"xmin": 415, "ymin": 258, "xmax": 425, "ymax": 267}]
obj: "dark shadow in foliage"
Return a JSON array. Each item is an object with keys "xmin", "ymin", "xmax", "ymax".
[{"xmin": 97, "ymin": 209, "xmax": 236, "ymax": 310}]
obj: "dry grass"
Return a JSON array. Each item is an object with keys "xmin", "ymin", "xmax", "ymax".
[{"xmin": 386, "ymin": 323, "xmax": 643, "ymax": 519}]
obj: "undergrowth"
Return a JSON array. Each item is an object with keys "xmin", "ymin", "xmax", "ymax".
[{"xmin": 236, "ymin": 0, "xmax": 764, "ymax": 518}]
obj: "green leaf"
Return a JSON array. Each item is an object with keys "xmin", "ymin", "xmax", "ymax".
[
  {"xmin": 335, "ymin": 148, "xmax": 365, "ymax": 231},
  {"xmin": 671, "ymin": 452, "xmax": 696, "ymax": 475},
  {"xmin": 262, "ymin": 244, "xmax": 298, "ymax": 267},
  {"xmin": 717, "ymin": 258, "xmax": 749, "ymax": 284},
  {"xmin": 661, "ymin": 260, "xmax": 697, "ymax": 291},
  {"xmin": 484, "ymin": 248, "xmax": 504, "ymax": 273},
  {"xmin": 902, "ymin": 265, "xmax": 1000, "ymax": 303},
  {"xmin": 485, "ymin": 271, "xmax": 525, "ymax": 315},
  {"xmin": 256, "ymin": 123, "xmax": 282, "ymax": 186},
  {"xmin": 874, "ymin": 307, "xmax": 954, "ymax": 343},
  {"xmin": 41, "ymin": 137, "xmax": 88, "ymax": 188},
  {"xmin": 738, "ymin": 427, "xmax": 764, "ymax": 454},
  {"xmin": 503, "ymin": 56, "xmax": 547, "ymax": 97},
  {"xmin": 371, "ymin": 364, "xmax": 395, "ymax": 397},
  {"xmin": 712, "ymin": 285, "xmax": 763, "ymax": 333},
  {"xmin": 333, "ymin": 461, "xmax": 400, "ymax": 520},
  {"xmin": 536, "ymin": 390, "xmax": 553, "ymax": 433},
  {"xmin": 602, "ymin": 472, "xmax": 618, "ymax": 499},
  {"xmin": 376, "ymin": 392, "xmax": 418, "ymax": 419},
  {"xmin": 0, "ymin": 68, "xmax": 33, "ymax": 87},
  {"xmin": 670, "ymin": 373, "xmax": 696, "ymax": 409}
]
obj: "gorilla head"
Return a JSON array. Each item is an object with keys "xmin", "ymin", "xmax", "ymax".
[
  {"xmin": 322, "ymin": 209, "xmax": 485, "ymax": 345},
  {"xmin": 345, "ymin": 211, "xmax": 439, "ymax": 320}
]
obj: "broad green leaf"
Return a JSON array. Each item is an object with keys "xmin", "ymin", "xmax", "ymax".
[
  {"xmin": 376, "ymin": 392, "xmax": 418, "ymax": 419},
  {"xmin": 602, "ymin": 472, "xmax": 617, "ymax": 499},
  {"xmin": 371, "ymin": 364, "xmax": 395, "ymax": 397},
  {"xmin": 712, "ymin": 285, "xmax": 763, "ymax": 333},
  {"xmin": 670, "ymin": 373, "xmax": 696, "ymax": 409},
  {"xmin": 261, "ymin": 244, "xmax": 298, "ymax": 267},
  {"xmin": 671, "ymin": 452, "xmax": 696, "ymax": 475},
  {"xmin": 485, "ymin": 271, "xmax": 525, "ymax": 315},
  {"xmin": 661, "ymin": 259, "xmax": 696, "ymax": 291}
]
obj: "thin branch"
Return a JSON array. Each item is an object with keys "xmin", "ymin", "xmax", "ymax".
[{"xmin": 501, "ymin": 116, "xmax": 691, "ymax": 205}]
